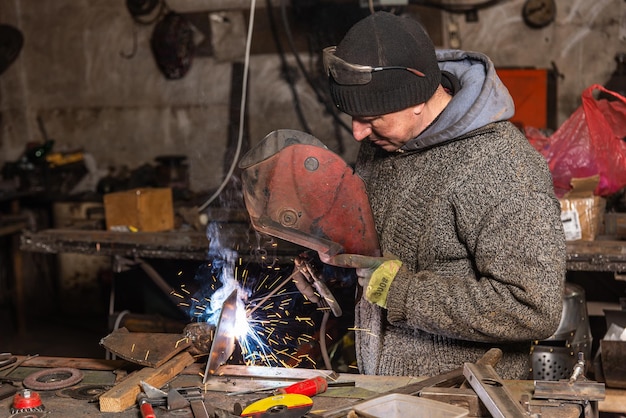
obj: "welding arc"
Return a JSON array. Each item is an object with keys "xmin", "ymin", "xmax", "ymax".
[{"xmin": 246, "ymin": 270, "xmax": 301, "ymax": 317}]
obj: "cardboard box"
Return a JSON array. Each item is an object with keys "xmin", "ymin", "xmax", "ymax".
[
  {"xmin": 104, "ymin": 188, "xmax": 174, "ymax": 232},
  {"xmin": 599, "ymin": 309, "xmax": 626, "ymax": 389},
  {"xmin": 559, "ymin": 176, "xmax": 605, "ymax": 241}
]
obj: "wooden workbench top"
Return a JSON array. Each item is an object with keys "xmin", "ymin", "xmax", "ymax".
[{"xmin": 1, "ymin": 356, "xmax": 625, "ymax": 417}]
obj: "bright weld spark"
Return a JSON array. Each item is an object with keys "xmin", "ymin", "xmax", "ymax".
[
  {"xmin": 178, "ymin": 270, "xmax": 183, "ymax": 276},
  {"xmin": 186, "ymin": 222, "xmax": 322, "ymax": 369},
  {"xmin": 171, "ymin": 292, "xmax": 184, "ymax": 299}
]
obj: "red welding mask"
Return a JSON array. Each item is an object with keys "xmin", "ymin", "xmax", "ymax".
[{"xmin": 239, "ymin": 130, "xmax": 380, "ymax": 258}]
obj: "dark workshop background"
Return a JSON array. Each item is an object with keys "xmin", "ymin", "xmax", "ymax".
[{"xmin": 1, "ymin": 0, "xmax": 626, "ymax": 359}]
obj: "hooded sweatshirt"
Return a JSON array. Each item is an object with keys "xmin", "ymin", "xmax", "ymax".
[{"xmin": 353, "ymin": 50, "xmax": 566, "ymax": 379}]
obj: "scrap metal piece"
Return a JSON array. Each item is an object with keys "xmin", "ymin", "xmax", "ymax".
[
  {"xmin": 140, "ymin": 381, "xmax": 168, "ymax": 399},
  {"xmin": 203, "ymin": 289, "xmax": 238, "ymax": 382},
  {"xmin": 190, "ymin": 398, "xmax": 213, "ymax": 418},
  {"xmin": 462, "ymin": 362, "xmax": 528, "ymax": 418},
  {"xmin": 0, "ymin": 353, "xmax": 17, "ymax": 368},
  {"xmin": 166, "ymin": 387, "xmax": 190, "ymax": 410},
  {"xmin": 100, "ymin": 327, "xmax": 191, "ymax": 367},
  {"xmin": 419, "ymin": 387, "xmax": 488, "ymax": 417},
  {"xmin": 533, "ymin": 380, "xmax": 605, "ymax": 402}
]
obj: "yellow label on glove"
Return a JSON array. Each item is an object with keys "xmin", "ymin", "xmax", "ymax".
[{"xmin": 365, "ymin": 259, "xmax": 402, "ymax": 308}]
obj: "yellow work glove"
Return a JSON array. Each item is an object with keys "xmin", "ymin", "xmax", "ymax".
[
  {"xmin": 363, "ymin": 259, "xmax": 402, "ymax": 308},
  {"xmin": 319, "ymin": 253, "xmax": 402, "ymax": 309}
]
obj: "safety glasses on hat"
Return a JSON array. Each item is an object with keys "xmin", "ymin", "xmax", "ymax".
[{"xmin": 323, "ymin": 46, "xmax": 426, "ymax": 86}]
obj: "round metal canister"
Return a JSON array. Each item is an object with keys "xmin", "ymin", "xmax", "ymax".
[{"xmin": 530, "ymin": 283, "xmax": 592, "ymax": 380}]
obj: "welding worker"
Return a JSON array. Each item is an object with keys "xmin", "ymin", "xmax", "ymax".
[{"xmin": 295, "ymin": 11, "xmax": 566, "ymax": 380}]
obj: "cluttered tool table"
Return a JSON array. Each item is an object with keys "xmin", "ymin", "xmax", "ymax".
[{"xmin": 1, "ymin": 353, "xmax": 626, "ymax": 418}]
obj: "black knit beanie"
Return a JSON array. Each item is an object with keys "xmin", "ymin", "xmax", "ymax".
[{"xmin": 329, "ymin": 11, "xmax": 441, "ymax": 117}]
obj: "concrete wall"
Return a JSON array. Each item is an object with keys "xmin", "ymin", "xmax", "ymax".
[
  {"xmin": 0, "ymin": 0, "xmax": 624, "ymax": 194},
  {"xmin": 453, "ymin": 0, "xmax": 626, "ymax": 125}
]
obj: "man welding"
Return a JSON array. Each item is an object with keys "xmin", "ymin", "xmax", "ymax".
[{"xmin": 292, "ymin": 11, "xmax": 566, "ymax": 380}]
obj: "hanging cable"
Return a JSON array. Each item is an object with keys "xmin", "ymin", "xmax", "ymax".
[
  {"xmin": 198, "ymin": 0, "xmax": 256, "ymax": 212},
  {"xmin": 410, "ymin": 0, "xmax": 504, "ymax": 13},
  {"xmin": 266, "ymin": 0, "xmax": 312, "ymax": 133},
  {"xmin": 279, "ymin": 0, "xmax": 352, "ymax": 137}
]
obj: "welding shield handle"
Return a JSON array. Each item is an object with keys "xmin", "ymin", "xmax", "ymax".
[{"xmin": 319, "ymin": 253, "xmax": 386, "ymax": 269}]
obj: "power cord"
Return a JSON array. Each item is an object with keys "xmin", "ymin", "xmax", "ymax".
[{"xmin": 198, "ymin": 0, "xmax": 257, "ymax": 212}]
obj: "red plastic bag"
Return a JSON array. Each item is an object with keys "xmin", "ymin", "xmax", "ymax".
[{"xmin": 525, "ymin": 84, "xmax": 626, "ymax": 197}]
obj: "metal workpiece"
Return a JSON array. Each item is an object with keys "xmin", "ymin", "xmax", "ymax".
[
  {"xmin": 533, "ymin": 352, "xmax": 605, "ymax": 418},
  {"xmin": 203, "ymin": 289, "xmax": 239, "ymax": 383},
  {"xmin": 462, "ymin": 362, "xmax": 529, "ymax": 418}
]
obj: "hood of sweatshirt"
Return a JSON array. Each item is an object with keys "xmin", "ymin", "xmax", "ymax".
[{"xmin": 400, "ymin": 49, "xmax": 515, "ymax": 152}]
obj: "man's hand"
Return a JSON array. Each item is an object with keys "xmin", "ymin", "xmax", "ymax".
[{"xmin": 318, "ymin": 253, "xmax": 402, "ymax": 308}]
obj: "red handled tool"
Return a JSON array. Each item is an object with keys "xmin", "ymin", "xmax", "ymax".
[
  {"xmin": 275, "ymin": 376, "xmax": 328, "ymax": 397},
  {"xmin": 137, "ymin": 393, "xmax": 156, "ymax": 418},
  {"xmin": 228, "ymin": 376, "xmax": 333, "ymax": 397}
]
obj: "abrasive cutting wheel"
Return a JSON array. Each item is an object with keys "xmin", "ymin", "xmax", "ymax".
[
  {"xmin": 23, "ymin": 367, "xmax": 84, "ymax": 391},
  {"xmin": 59, "ymin": 384, "xmax": 111, "ymax": 401}
]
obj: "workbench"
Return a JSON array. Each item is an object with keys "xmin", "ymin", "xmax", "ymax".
[
  {"xmin": 1, "ymin": 355, "xmax": 625, "ymax": 417},
  {"xmin": 19, "ymin": 229, "xmax": 626, "ymax": 271}
]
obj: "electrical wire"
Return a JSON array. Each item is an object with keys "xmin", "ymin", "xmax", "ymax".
[
  {"xmin": 279, "ymin": 0, "xmax": 352, "ymax": 137},
  {"xmin": 410, "ymin": 0, "xmax": 504, "ymax": 13},
  {"xmin": 198, "ymin": 0, "xmax": 256, "ymax": 212},
  {"xmin": 319, "ymin": 310, "xmax": 333, "ymax": 371},
  {"xmin": 266, "ymin": 0, "xmax": 312, "ymax": 133}
]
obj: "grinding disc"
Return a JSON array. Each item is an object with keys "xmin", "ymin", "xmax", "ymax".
[
  {"xmin": 23, "ymin": 367, "xmax": 84, "ymax": 391},
  {"xmin": 240, "ymin": 394, "xmax": 313, "ymax": 418},
  {"xmin": 59, "ymin": 384, "xmax": 111, "ymax": 401}
]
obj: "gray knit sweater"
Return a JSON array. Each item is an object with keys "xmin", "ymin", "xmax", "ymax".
[{"xmin": 352, "ymin": 50, "xmax": 566, "ymax": 380}]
